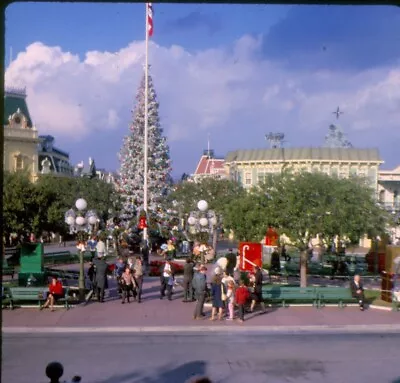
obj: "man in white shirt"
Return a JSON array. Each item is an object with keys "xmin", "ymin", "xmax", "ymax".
[
  {"xmin": 96, "ymin": 239, "xmax": 106, "ymax": 258},
  {"xmin": 160, "ymin": 260, "xmax": 174, "ymax": 300}
]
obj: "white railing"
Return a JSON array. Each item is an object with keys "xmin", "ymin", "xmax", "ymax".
[
  {"xmin": 4, "ymin": 127, "xmax": 38, "ymax": 140},
  {"xmin": 379, "ymin": 174, "xmax": 400, "ymax": 182}
]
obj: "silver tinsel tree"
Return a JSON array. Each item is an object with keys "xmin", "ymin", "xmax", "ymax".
[
  {"xmin": 117, "ymin": 72, "xmax": 172, "ymax": 223},
  {"xmin": 324, "ymin": 124, "xmax": 353, "ymax": 148}
]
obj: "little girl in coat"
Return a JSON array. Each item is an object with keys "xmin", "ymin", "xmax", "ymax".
[{"xmin": 226, "ymin": 281, "xmax": 236, "ymax": 320}]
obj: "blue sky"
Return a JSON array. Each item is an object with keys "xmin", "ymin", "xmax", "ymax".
[{"xmin": 5, "ymin": 3, "xmax": 400, "ymax": 177}]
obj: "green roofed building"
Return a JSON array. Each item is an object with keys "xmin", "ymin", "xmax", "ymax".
[
  {"xmin": 224, "ymin": 147, "xmax": 384, "ymax": 191},
  {"xmin": 4, "ymin": 87, "xmax": 39, "ymax": 181}
]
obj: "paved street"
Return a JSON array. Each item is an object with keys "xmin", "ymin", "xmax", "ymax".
[
  {"xmin": 3, "ymin": 332, "xmax": 400, "ymax": 383},
  {"xmin": 3, "ymin": 275, "xmax": 399, "ymax": 328}
]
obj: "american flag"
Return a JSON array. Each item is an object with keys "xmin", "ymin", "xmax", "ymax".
[{"xmin": 147, "ymin": 3, "xmax": 153, "ymax": 37}]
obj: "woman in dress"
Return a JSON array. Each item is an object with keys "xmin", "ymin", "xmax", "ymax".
[{"xmin": 210, "ymin": 274, "xmax": 225, "ymax": 321}]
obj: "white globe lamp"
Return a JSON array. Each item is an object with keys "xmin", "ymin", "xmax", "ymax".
[
  {"xmin": 199, "ymin": 217, "xmax": 208, "ymax": 227},
  {"xmin": 197, "ymin": 200, "xmax": 208, "ymax": 212},
  {"xmin": 76, "ymin": 216, "xmax": 86, "ymax": 226},
  {"xmin": 210, "ymin": 216, "xmax": 217, "ymax": 226},
  {"xmin": 88, "ymin": 216, "xmax": 97, "ymax": 225},
  {"xmin": 188, "ymin": 216, "xmax": 196, "ymax": 225},
  {"xmin": 75, "ymin": 198, "xmax": 87, "ymax": 211},
  {"xmin": 66, "ymin": 216, "xmax": 75, "ymax": 226}
]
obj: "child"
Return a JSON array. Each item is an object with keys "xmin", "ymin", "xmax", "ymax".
[
  {"xmin": 120, "ymin": 267, "xmax": 137, "ymax": 304},
  {"xmin": 235, "ymin": 279, "xmax": 250, "ymax": 323},
  {"xmin": 226, "ymin": 281, "xmax": 236, "ymax": 320}
]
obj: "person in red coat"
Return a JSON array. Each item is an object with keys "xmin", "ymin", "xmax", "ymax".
[
  {"xmin": 41, "ymin": 277, "xmax": 64, "ymax": 312},
  {"xmin": 235, "ymin": 279, "xmax": 250, "ymax": 323}
]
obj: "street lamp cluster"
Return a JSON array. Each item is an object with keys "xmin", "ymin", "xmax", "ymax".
[
  {"xmin": 65, "ymin": 198, "xmax": 98, "ymax": 234},
  {"xmin": 64, "ymin": 198, "xmax": 98, "ymax": 301},
  {"xmin": 187, "ymin": 200, "xmax": 217, "ymax": 238}
]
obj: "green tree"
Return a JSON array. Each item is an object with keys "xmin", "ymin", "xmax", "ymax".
[
  {"xmin": 223, "ymin": 190, "xmax": 268, "ymax": 242},
  {"xmin": 224, "ymin": 171, "xmax": 390, "ymax": 287},
  {"xmin": 261, "ymin": 172, "xmax": 389, "ymax": 286},
  {"xmin": 167, "ymin": 178, "xmax": 244, "ymax": 245},
  {"xmin": 35, "ymin": 175, "xmax": 117, "ymax": 233},
  {"xmin": 3, "ymin": 171, "xmax": 38, "ymax": 240}
]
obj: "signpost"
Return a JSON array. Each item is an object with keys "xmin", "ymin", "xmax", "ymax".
[{"xmin": 239, "ymin": 242, "xmax": 262, "ymax": 272}]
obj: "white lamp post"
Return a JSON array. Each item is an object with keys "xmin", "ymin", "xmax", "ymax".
[
  {"xmin": 64, "ymin": 198, "xmax": 98, "ymax": 301},
  {"xmin": 188, "ymin": 200, "xmax": 218, "ymax": 262}
]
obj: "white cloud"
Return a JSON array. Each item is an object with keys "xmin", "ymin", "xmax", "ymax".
[{"xmin": 5, "ymin": 36, "xmax": 400, "ymax": 157}]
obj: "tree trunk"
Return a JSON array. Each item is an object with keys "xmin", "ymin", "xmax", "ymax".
[{"xmin": 300, "ymin": 250, "xmax": 308, "ymax": 288}]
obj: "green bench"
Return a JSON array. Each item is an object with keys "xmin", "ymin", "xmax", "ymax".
[
  {"xmin": 317, "ymin": 287, "xmax": 357, "ymax": 308},
  {"xmin": 44, "ymin": 251, "xmax": 72, "ymax": 266},
  {"xmin": 7, "ymin": 286, "xmax": 70, "ymax": 309},
  {"xmin": 45, "ymin": 268, "xmax": 80, "ymax": 280},
  {"xmin": 262, "ymin": 286, "xmax": 318, "ymax": 308}
]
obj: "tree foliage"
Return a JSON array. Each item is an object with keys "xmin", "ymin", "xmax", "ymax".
[
  {"xmin": 3, "ymin": 172, "xmax": 118, "ymax": 239},
  {"xmin": 3, "ymin": 171, "xmax": 38, "ymax": 238},
  {"xmin": 223, "ymin": 171, "xmax": 390, "ymax": 248},
  {"xmin": 168, "ymin": 178, "xmax": 245, "ymax": 217}
]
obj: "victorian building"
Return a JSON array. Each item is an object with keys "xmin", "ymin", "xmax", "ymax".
[
  {"xmin": 3, "ymin": 87, "xmax": 39, "ymax": 181},
  {"xmin": 38, "ymin": 135, "xmax": 74, "ymax": 176},
  {"xmin": 378, "ymin": 166, "xmax": 400, "ymax": 211},
  {"xmin": 224, "ymin": 147, "xmax": 383, "ymax": 191},
  {"xmin": 191, "ymin": 149, "xmax": 226, "ymax": 181}
]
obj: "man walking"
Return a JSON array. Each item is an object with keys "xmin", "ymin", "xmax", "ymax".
[
  {"xmin": 192, "ymin": 266, "xmax": 208, "ymax": 319},
  {"xmin": 250, "ymin": 266, "xmax": 266, "ymax": 313},
  {"xmin": 182, "ymin": 258, "xmax": 195, "ymax": 302},
  {"xmin": 160, "ymin": 260, "xmax": 174, "ymax": 300},
  {"xmin": 93, "ymin": 255, "xmax": 108, "ymax": 303},
  {"xmin": 134, "ymin": 257, "xmax": 144, "ymax": 303},
  {"xmin": 225, "ymin": 249, "xmax": 237, "ymax": 277},
  {"xmin": 87, "ymin": 235, "xmax": 97, "ymax": 261}
]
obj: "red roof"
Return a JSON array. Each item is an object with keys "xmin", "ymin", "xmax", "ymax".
[{"xmin": 194, "ymin": 155, "xmax": 225, "ymax": 176}]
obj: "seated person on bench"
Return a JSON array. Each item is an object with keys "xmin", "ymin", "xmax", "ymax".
[
  {"xmin": 41, "ymin": 277, "xmax": 64, "ymax": 312},
  {"xmin": 350, "ymin": 274, "xmax": 365, "ymax": 311}
]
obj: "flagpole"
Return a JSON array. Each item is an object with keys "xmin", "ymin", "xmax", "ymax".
[{"xmin": 143, "ymin": 3, "xmax": 149, "ymax": 242}]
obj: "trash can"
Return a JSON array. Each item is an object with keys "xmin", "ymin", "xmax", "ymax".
[{"xmin": 18, "ymin": 242, "xmax": 46, "ymax": 286}]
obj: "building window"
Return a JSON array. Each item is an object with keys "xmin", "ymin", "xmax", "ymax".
[
  {"xmin": 312, "ymin": 165, "xmax": 320, "ymax": 173},
  {"xmin": 322, "ymin": 165, "xmax": 330, "ymax": 174},
  {"xmin": 368, "ymin": 168, "xmax": 377, "ymax": 183},
  {"xmin": 245, "ymin": 172, "xmax": 252, "ymax": 185},
  {"xmin": 257, "ymin": 172, "xmax": 265, "ymax": 184},
  {"xmin": 331, "ymin": 167, "xmax": 338, "ymax": 177},
  {"xmin": 350, "ymin": 166, "xmax": 358, "ymax": 176},
  {"xmin": 15, "ymin": 155, "xmax": 23, "ymax": 170}
]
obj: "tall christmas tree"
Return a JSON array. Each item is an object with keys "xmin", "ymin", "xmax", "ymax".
[{"xmin": 118, "ymin": 72, "xmax": 172, "ymax": 224}]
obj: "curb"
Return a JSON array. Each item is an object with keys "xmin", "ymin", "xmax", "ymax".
[
  {"xmin": 3, "ymin": 324, "xmax": 400, "ymax": 335},
  {"xmin": 369, "ymin": 304, "xmax": 394, "ymax": 312}
]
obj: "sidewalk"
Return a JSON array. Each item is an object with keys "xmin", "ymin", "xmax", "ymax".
[{"xmin": 2, "ymin": 277, "xmax": 398, "ymax": 330}]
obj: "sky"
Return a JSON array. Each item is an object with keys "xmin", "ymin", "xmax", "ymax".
[{"xmin": 4, "ymin": 3, "xmax": 400, "ymax": 178}]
